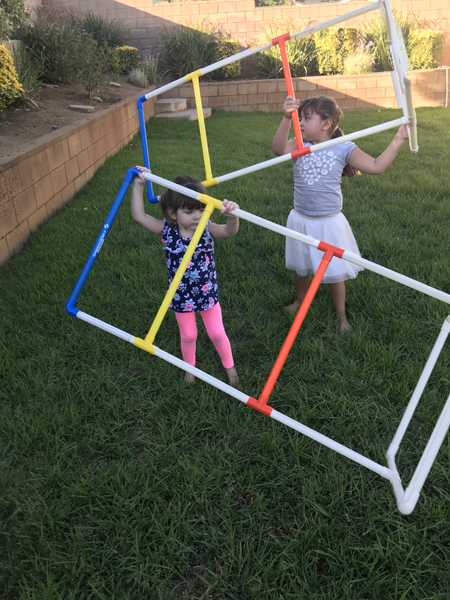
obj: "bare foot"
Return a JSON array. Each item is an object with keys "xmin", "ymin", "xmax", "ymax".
[
  {"xmin": 184, "ymin": 371, "xmax": 196, "ymax": 384},
  {"xmin": 284, "ymin": 300, "xmax": 302, "ymax": 314},
  {"xmin": 338, "ymin": 314, "xmax": 353, "ymax": 333},
  {"xmin": 225, "ymin": 366, "xmax": 239, "ymax": 387}
]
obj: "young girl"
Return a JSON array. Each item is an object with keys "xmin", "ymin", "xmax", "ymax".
[
  {"xmin": 272, "ymin": 95, "xmax": 409, "ymax": 332},
  {"xmin": 131, "ymin": 166, "xmax": 239, "ymax": 385}
]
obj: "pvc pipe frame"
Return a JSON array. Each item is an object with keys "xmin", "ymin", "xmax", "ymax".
[
  {"xmin": 67, "ymin": 168, "xmax": 450, "ymax": 515},
  {"xmin": 136, "ymin": 0, "xmax": 418, "ymax": 195}
]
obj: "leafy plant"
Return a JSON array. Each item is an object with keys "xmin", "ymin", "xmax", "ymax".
[
  {"xmin": 115, "ymin": 45, "xmax": 139, "ymax": 74},
  {"xmin": 0, "ymin": 0, "xmax": 30, "ymax": 41},
  {"xmin": 78, "ymin": 38, "xmax": 119, "ymax": 97},
  {"xmin": 127, "ymin": 66, "xmax": 150, "ymax": 88},
  {"xmin": 253, "ymin": 20, "xmax": 317, "ymax": 79},
  {"xmin": 0, "ymin": 43, "xmax": 23, "ymax": 108},
  {"xmin": 20, "ymin": 16, "xmax": 86, "ymax": 84},
  {"xmin": 342, "ymin": 42, "xmax": 375, "ymax": 75},
  {"xmin": 314, "ymin": 26, "xmax": 359, "ymax": 75},
  {"xmin": 12, "ymin": 43, "xmax": 43, "ymax": 108},
  {"xmin": 72, "ymin": 12, "xmax": 128, "ymax": 48},
  {"xmin": 408, "ymin": 30, "xmax": 444, "ymax": 70},
  {"xmin": 158, "ymin": 21, "xmax": 218, "ymax": 80},
  {"xmin": 361, "ymin": 9, "xmax": 424, "ymax": 72},
  {"xmin": 137, "ymin": 47, "xmax": 159, "ymax": 85}
]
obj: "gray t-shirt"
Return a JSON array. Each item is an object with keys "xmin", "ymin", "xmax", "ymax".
[{"xmin": 292, "ymin": 140, "xmax": 357, "ymax": 216}]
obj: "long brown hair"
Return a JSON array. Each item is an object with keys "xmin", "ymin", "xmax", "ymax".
[
  {"xmin": 160, "ymin": 175, "xmax": 207, "ymax": 226},
  {"xmin": 298, "ymin": 96, "xmax": 360, "ymax": 178}
]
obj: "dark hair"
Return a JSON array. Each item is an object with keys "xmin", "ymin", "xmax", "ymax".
[
  {"xmin": 298, "ymin": 96, "xmax": 360, "ymax": 178},
  {"xmin": 160, "ymin": 174, "xmax": 207, "ymax": 226}
]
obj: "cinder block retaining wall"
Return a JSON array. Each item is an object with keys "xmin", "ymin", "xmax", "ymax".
[
  {"xmin": 43, "ymin": 0, "xmax": 450, "ymax": 70},
  {"xmin": 0, "ymin": 94, "xmax": 155, "ymax": 265},
  {"xmin": 161, "ymin": 69, "xmax": 447, "ymax": 112}
]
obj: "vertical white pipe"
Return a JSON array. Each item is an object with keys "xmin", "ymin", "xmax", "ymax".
[{"xmin": 387, "ymin": 317, "xmax": 450, "ymax": 458}]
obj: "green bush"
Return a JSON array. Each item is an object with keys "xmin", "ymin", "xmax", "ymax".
[
  {"xmin": 314, "ymin": 26, "xmax": 359, "ymax": 75},
  {"xmin": 137, "ymin": 48, "xmax": 159, "ymax": 85},
  {"xmin": 115, "ymin": 45, "xmax": 139, "ymax": 74},
  {"xmin": 361, "ymin": 9, "xmax": 423, "ymax": 72},
  {"xmin": 159, "ymin": 22, "xmax": 218, "ymax": 80},
  {"xmin": 127, "ymin": 66, "xmax": 150, "ymax": 88},
  {"xmin": 0, "ymin": 0, "xmax": 30, "ymax": 41},
  {"xmin": 254, "ymin": 20, "xmax": 317, "ymax": 79},
  {"xmin": 0, "ymin": 44, "xmax": 23, "ymax": 109},
  {"xmin": 78, "ymin": 38, "xmax": 119, "ymax": 97},
  {"xmin": 408, "ymin": 30, "xmax": 444, "ymax": 70},
  {"xmin": 213, "ymin": 39, "xmax": 240, "ymax": 80},
  {"xmin": 12, "ymin": 43, "xmax": 43, "ymax": 108},
  {"xmin": 72, "ymin": 12, "xmax": 128, "ymax": 47},
  {"xmin": 342, "ymin": 43, "xmax": 375, "ymax": 75},
  {"xmin": 20, "ymin": 17, "xmax": 85, "ymax": 84}
]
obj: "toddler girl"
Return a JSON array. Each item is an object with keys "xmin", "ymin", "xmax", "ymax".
[
  {"xmin": 273, "ymin": 95, "xmax": 409, "ymax": 332},
  {"xmin": 131, "ymin": 167, "xmax": 239, "ymax": 385}
]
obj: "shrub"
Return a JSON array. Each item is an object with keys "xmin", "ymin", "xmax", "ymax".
[
  {"xmin": 159, "ymin": 21, "xmax": 218, "ymax": 80},
  {"xmin": 137, "ymin": 47, "xmax": 159, "ymax": 85},
  {"xmin": 342, "ymin": 43, "xmax": 375, "ymax": 75},
  {"xmin": 115, "ymin": 45, "xmax": 139, "ymax": 74},
  {"xmin": 127, "ymin": 66, "xmax": 150, "ymax": 88},
  {"xmin": 361, "ymin": 9, "xmax": 424, "ymax": 72},
  {"xmin": 12, "ymin": 43, "xmax": 43, "ymax": 108},
  {"xmin": 72, "ymin": 12, "xmax": 128, "ymax": 47},
  {"xmin": 78, "ymin": 38, "xmax": 119, "ymax": 97},
  {"xmin": 20, "ymin": 16, "xmax": 85, "ymax": 84},
  {"xmin": 408, "ymin": 30, "xmax": 444, "ymax": 70},
  {"xmin": 0, "ymin": 44, "xmax": 23, "ymax": 109},
  {"xmin": 0, "ymin": 0, "xmax": 30, "ymax": 41},
  {"xmin": 213, "ymin": 39, "xmax": 240, "ymax": 80},
  {"xmin": 254, "ymin": 20, "xmax": 317, "ymax": 79},
  {"xmin": 314, "ymin": 26, "xmax": 359, "ymax": 75}
]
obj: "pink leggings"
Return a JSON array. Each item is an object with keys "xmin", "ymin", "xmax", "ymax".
[{"xmin": 174, "ymin": 302, "xmax": 234, "ymax": 369}]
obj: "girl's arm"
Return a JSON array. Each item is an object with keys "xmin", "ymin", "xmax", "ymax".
[
  {"xmin": 272, "ymin": 96, "xmax": 299, "ymax": 156},
  {"xmin": 209, "ymin": 200, "xmax": 239, "ymax": 240},
  {"xmin": 131, "ymin": 166, "xmax": 164, "ymax": 235},
  {"xmin": 347, "ymin": 125, "xmax": 409, "ymax": 175}
]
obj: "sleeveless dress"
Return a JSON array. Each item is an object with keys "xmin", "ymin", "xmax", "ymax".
[{"xmin": 162, "ymin": 219, "xmax": 219, "ymax": 313}]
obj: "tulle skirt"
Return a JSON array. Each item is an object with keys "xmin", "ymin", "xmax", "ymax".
[{"xmin": 285, "ymin": 209, "xmax": 364, "ymax": 284}]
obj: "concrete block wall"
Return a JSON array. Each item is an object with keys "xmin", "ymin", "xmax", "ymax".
[
  {"xmin": 42, "ymin": 0, "xmax": 450, "ymax": 69},
  {"xmin": 160, "ymin": 69, "xmax": 447, "ymax": 112},
  {"xmin": 0, "ymin": 94, "xmax": 155, "ymax": 265}
]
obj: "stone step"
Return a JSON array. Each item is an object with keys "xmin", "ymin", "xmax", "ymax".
[
  {"xmin": 154, "ymin": 107, "xmax": 212, "ymax": 121},
  {"xmin": 155, "ymin": 98, "xmax": 187, "ymax": 114}
]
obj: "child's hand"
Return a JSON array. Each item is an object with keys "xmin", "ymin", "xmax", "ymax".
[
  {"xmin": 221, "ymin": 199, "xmax": 239, "ymax": 214},
  {"xmin": 135, "ymin": 165, "xmax": 151, "ymax": 183},
  {"xmin": 284, "ymin": 95, "xmax": 299, "ymax": 120},
  {"xmin": 395, "ymin": 125, "xmax": 409, "ymax": 141}
]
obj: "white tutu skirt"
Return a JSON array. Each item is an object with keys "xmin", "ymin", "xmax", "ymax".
[{"xmin": 285, "ymin": 209, "xmax": 364, "ymax": 284}]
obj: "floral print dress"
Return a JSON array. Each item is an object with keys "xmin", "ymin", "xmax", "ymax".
[{"xmin": 162, "ymin": 219, "xmax": 219, "ymax": 313}]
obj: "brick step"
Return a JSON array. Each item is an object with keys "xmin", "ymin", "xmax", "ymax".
[
  {"xmin": 154, "ymin": 107, "xmax": 212, "ymax": 121},
  {"xmin": 155, "ymin": 98, "xmax": 187, "ymax": 114}
]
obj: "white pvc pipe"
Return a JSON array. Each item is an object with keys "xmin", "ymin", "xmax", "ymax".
[
  {"xmin": 215, "ymin": 118, "xmax": 406, "ymax": 185},
  {"xmin": 144, "ymin": 76, "xmax": 188, "ymax": 100},
  {"xmin": 340, "ymin": 250, "xmax": 450, "ymax": 305},
  {"xmin": 398, "ymin": 393, "xmax": 450, "ymax": 515},
  {"xmin": 291, "ymin": 2, "xmax": 381, "ymax": 39},
  {"xmin": 142, "ymin": 172, "xmax": 201, "ymax": 199},
  {"xmin": 77, "ymin": 311, "xmax": 136, "ymax": 343},
  {"xmin": 200, "ymin": 43, "xmax": 272, "ymax": 76},
  {"xmin": 387, "ymin": 317, "xmax": 450, "ymax": 458},
  {"xmin": 153, "ymin": 347, "xmax": 250, "ymax": 404},
  {"xmin": 270, "ymin": 409, "xmax": 393, "ymax": 480}
]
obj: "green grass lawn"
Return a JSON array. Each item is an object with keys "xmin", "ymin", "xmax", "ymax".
[{"xmin": 1, "ymin": 107, "xmax": 450, "ymax": 599}]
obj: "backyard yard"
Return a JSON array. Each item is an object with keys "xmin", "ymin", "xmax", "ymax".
[{"xmin": 1, "ymin": 107, "xmax": 450, "ymax": 599}]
